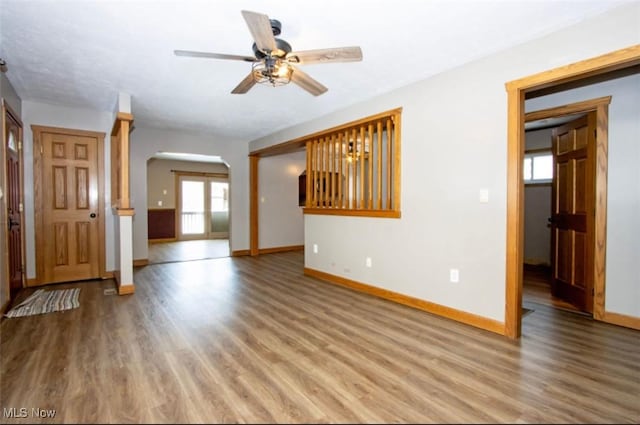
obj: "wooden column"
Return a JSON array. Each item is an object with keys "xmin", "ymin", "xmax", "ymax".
[
  {"xmin": 250, "ymin": 155, "xmax": 259, "ymax": 256},
  {"xmin": 111, "ymin": 112, "xmax": 135, "ymax": 295}
]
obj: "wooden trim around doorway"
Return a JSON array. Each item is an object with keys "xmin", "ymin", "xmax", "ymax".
[
  {"xmin": 249, "ymin": 155, "xmax": 259, "ymax": 256},
  {"xmin": 504, "ymin": 44, "xmax": 640, "ymax": 339},
  {"xmin": 1, "ymin": 100, "xmax": 25, "ymax": 300}
]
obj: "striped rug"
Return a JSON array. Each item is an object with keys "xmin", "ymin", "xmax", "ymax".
[{"xmin": 4, "ymin": 288, "xmax": 81, "ymax": 318}]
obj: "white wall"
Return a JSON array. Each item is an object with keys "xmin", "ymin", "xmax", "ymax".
[
  {"xmin": 250, "ymin": 3, "xmax": 640, "ymax": 323},
  {"xmin": 526, "ymin": 72, "xmax": 640, "ymax": 317},
  {"xmin": 258, "ymin": 151, "xmax": 305, "ymax": 249},
  {"xmin": 21, "ymin": 100, "xmax": 115, "ymax": 279},
  {"xmin": 130, "ymin": 126, "xmax": 248, "ymax": 260},
  {"xmin": 524, "ymin": 128, "xmax": 552, "ymax": 265}
]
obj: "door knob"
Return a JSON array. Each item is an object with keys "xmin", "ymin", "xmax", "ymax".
[{"xmin": 90, "ymin": 213, "xmax": 97, "ymax": 218}]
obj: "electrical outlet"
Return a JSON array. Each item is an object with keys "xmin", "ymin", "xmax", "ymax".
[
  {"xmin": 365, "ymin": 257, "xmax": 372, "ymax": 268},
  {"xmin": 450, "ymin": 269, "xmax": 459, "ymax": 283},
  {"xmin": 313, "ymin": 244, "xmax": 318, "ymax": 254}
]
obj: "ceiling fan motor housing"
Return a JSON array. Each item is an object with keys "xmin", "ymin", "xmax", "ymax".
[
  {"xmin": 252, "ymin": 38, "xmax": 292, "ymax": 59},
  {"xmin": 269, "ymin": 19, "xmax": 282, "ymax": 36}
]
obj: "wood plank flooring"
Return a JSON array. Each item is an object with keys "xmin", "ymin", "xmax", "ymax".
[
  {"xmin": 523, "ymin": 264, "xmax": 583, "ymax": 313},
  {"xmin": 1, "ymin": 252, "xmax": 639, "ymax": 423}
]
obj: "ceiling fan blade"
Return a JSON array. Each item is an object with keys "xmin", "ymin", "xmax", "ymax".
[
  {"xmin": 231, "ymin": 72, "xmax": 257, "ymax": 94},
  {"xmin": 290, "ymin": 66, "xmax": 328, "ymax": 96},
  {"xmin": 174, "ymin": 50, "xmax": 257, "ymax": 62},
  {"xmin": 241, "ymin": 10, "xmax": 277, "ymax": 54},
  {"xmin": 287, "ymin": 46, "xmax": 363, "ymax": 65}
]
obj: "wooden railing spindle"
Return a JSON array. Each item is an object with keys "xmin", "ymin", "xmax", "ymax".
[
  {"xmin": 337, "ymin": 133, "xmax": 343, "ymax": 208},
  {"xmin": 351, "ymin": 128, "xmax": 357, "ymax": 209},
  {"xmin": 330, "ymin": 134, "xmax": 335, "ymax": 207},
  {"xmin": 367, "ymin": 123, "xmax": 373, "ymax": 209},
  {"xmin": 376, "ymin": 121, "xmax": 383, "ymax": 209},
  {"xmin": 386, "ymin": 118, "xmax": 392, "ymax": 209},
  {"xmin": 306, "ymin": 141, "xmax": 312, "ymax": 208},
  {"xmin": 359, "ymin": 125, "xmax": 365, "ymax": 210}
]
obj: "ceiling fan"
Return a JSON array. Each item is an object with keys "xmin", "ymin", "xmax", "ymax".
[{"xmin": 174, "ymin": 10, "xmax": 363, "ymax": 96}]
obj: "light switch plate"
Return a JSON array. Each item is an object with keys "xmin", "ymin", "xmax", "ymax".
[
  {"xmin": 450, "ymin": 269, "xmax": 460, "ymax": 283},
  {"xmin": 479, "ymin": 189, "xmax": 489, "ymax": 203}
]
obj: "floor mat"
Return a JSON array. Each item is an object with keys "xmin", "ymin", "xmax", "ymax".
[{"xmin": 4, "ymin": 288, "xmax": 81, "ymax": 318}]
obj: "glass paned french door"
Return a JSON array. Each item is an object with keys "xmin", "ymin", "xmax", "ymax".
[{"xmin": 178, "ymin": 176, "xmax": 229, "ymax": 240}]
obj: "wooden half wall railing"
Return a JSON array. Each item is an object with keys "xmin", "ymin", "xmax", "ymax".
[
  {"xmin": 303, "ymin": 108, "xmax": 402, "ymax": 218},
  {"xmin": 248, "ymin": 107, "xmax": 402, "ymax": 256}
]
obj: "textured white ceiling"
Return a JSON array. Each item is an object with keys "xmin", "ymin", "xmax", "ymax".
[{"xmin": 0, "ymin": 0, "xmax": 630, "ymax": 141}]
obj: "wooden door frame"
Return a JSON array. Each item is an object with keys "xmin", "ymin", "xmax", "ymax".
[
  {"xmin": 2, "ymin": 100, "xmax": 25, "ymax": 299},
  {"xmin": 32, "ymin": 125, "xmax": 106, "ymax": 285},
  {"xmin": 505, "ymin": 44, "xmax": 640, "ymax": 339}
]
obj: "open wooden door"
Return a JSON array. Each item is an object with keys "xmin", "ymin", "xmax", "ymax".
[{"xmin": 550, "ymin": 112, "xmax": 596, "ymax": 314}]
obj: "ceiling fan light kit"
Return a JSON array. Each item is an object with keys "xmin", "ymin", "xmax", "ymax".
[{"xmin": 175, "ymin": 10, "xmax": 363, "ymax": 96}]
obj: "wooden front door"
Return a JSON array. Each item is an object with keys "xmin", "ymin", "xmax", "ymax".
[
  {"xmin": 4, "ymin": 105, "xmax": 24, "ymax": 298},
  {"xmin": 550, "ymin": 113, "xmax": 596, "ymax": 314},
  {"xmin": 33, "ymin": 126, "xmax": 105, "ymax": 285}
]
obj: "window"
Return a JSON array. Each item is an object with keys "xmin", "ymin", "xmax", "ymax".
[
  {"xmin": 524, "ymin": 151, "xmax": 553, "ymax": 184},
  {"xmin": 180, "ymin": 179, "xmax": 206, "ymax": 235},
  {"xmin": 176, "ymin": 173, "xmax": 229, "ymax": 239},
  {"xmin": 210, "ymin": 181, "xmax": 228, "ymax": 212}
]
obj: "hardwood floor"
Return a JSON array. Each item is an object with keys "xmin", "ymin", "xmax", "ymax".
[
  {"xmin": 147, "ymin": 239, "xmax": 230, "ymax": 264},
  {"xmin": 523, "ymin": 264, "xmax": 583, "ymax": 313},
  {"xmin": 1, "ymin": 252, "xmax": 639, "ymax": 423}
]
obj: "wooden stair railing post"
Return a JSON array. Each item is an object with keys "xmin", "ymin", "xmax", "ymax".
[{"xmin": 111, "ymin": 111, "xmax": 135, "ymax": 295}]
